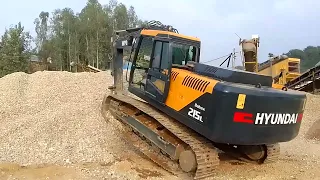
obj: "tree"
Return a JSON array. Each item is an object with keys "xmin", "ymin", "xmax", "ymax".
[
  {"xmin": 128, "ymin": 6, "xmax": 139, "ymax": 28},
  {"xmin": 34, "ymin": 11, "xmax": 49, "ymax": 56},
  {"xmin": 0, "ymin": 0, "xmax": 147, "ymax": 73},
  {"xmin": 0, "ymin": 22, "xmax": 32, "ymax": 77}
]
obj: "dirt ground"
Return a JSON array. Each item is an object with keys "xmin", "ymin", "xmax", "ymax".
[{"xmin": 0, "ymin": 71, "xmax": 319, "ymax": 180}]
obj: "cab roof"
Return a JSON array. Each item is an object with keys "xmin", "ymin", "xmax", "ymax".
[{"xmin": 140, "ymin": 29, "xmax": 200, "ymax": 42}]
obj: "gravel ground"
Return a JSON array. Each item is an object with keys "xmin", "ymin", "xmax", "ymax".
[
  {"xmin": 0, "ymin": 71, "xmax": 319, "ymax": 180},
  {"xmin": 306, "ymin": 119, "xmax": 320, "ymax": 140}
]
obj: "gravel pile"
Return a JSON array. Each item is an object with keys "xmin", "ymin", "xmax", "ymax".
[
  {"xmin": 303, "ymin": 94, "xmax": 320, "ymax": 141},
  {"xmin": 0, "ymin": 71, "xmax": 124, "ymax": 166},
  {"xmin": 306, "ymin": 119, "xmax": 320, "ymax": 141}
]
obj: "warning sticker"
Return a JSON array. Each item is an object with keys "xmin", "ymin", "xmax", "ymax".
[{"xmin": 236, "ymin": 94, "xmax": 246, "ymax": 109}]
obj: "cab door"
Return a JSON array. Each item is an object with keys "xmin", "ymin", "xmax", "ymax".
[{"xmin": 145, "ymin": 40, "xmax": 171, "ymax": 104}]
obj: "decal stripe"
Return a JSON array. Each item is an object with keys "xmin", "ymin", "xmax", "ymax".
[
  {"xmin": 297, "ymin": 113, "xmax": 303, "ymax": 122},
  {"xmin": 233, "ymin": 112, "xmax": 254, "ymax": 124}
]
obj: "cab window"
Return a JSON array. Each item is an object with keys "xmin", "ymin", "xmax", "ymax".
[
  {"xmin": 151, "ymin": 41, "xmax": 169, "ymax": 71},
  {"xmin": 172, "ymin": 43, "xmax": 197, "ymax": 65}
]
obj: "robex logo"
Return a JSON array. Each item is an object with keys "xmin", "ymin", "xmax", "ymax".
[
  {"xmin": 233, "ymin": 112, "xmax": 303, "ymax": 125},
  {"xmin": 188, "ymin": 103, "xmax": 206, "ymax": 123}
]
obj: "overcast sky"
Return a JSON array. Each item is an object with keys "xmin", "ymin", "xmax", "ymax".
[{"xmin": 0, "ymin": 0, "xmax": 319, "ymax": 66}]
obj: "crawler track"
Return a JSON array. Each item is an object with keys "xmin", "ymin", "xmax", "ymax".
[
  {"xmin": 101, "ymin": 92, "xmax": 281, "ymax": 179},
  {"xmin": 102, "ymin": 93, "xmax": 220, "ymax": 179}
]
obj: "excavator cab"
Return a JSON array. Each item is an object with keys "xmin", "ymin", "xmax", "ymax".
[
  {"xmin": 110, "ymin": 21, "xmax": 201, "ymax": 105},
  {"xmin": 127, "ymin": 31, "xmax": 200, "ymax": 104}
]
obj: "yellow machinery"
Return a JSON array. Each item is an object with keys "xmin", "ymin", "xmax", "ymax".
[
  {"xmin": 239, "ymin": 35, "xmax": 301, "ymax": 89},
  {"xmin": 258, "ymin": 56, "xmax": 301, "ymax": 86},
  {"xmin": 239, "ymin": 35, "xmax": 260, "ymax": 72}
]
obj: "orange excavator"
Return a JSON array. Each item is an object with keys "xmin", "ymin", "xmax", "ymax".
[{"xmin": 101, "ymin": 21, "xmax": 307, "ymax": 179}]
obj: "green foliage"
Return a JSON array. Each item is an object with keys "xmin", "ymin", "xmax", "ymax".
[
  {"xmin": 0, "ymin": 22, "xmax": 32, "ymax": 77},
  {"xmin": 38, "ymin": 0, "xmax": 144, "ymax": 71},
  {"xmin": 285, "ymin": 46, "xmax": 320, "ymax": 73},
  {"xmin": 0, "ymin": 0, "xmax": 145, "ymax": 76}
]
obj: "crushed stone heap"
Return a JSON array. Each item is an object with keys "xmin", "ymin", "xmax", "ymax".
[{"xmin": 0, "ymin": 71, "xmax": 128, "ymax": 166}]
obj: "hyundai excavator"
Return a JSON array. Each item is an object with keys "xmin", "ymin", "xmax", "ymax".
[{"xmin": 101, "ymin": 21, "xmax": 307, "ymax": 179}]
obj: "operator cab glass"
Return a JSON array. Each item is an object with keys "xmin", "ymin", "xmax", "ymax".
[{"xmin": 172, "ymin": 43, "xmax": 197, "ymax": 66}]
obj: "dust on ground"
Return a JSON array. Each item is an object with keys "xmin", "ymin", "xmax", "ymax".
[{"xmin": 0, "ymin": 71, "xmax": 319, "ymax": 180}]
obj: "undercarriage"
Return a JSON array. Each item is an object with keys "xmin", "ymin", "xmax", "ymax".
[{"xmin": 101, "ymin": 92, "xmax": 280, "ymax": 180}]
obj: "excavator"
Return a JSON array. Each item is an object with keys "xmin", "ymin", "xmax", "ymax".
[{"xmin": 101, "ymin": 21, "xmax": 307, "ymax": 179}]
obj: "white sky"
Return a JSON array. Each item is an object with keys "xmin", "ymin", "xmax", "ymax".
[{"xmin": 1, "ymin": 0, "xmax": 319, "ymax": 66}]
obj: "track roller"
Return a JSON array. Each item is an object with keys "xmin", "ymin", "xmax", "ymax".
[{"xmin": 179, "ymin": 150, "xmax": 197, "ymax": 172}]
